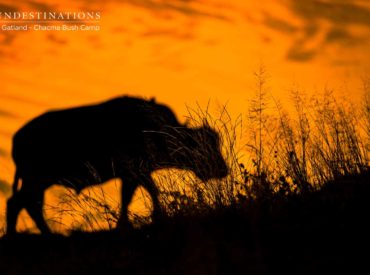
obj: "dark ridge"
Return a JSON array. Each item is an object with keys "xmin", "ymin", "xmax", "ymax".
[{"xmin": 0, "ymin": 172, "xmax": 369, "ymax": 275}]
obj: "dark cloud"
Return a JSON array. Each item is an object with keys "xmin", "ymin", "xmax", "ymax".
[
  {"xmin": 0, "ymin": 109, "xmax": 16, "ymax": 118},
  {"xmin": 287, "ymin": 46, "xmax": 317, "ymax": 62},
  {"xmin": 119, "ymin": 0, "xmax": 230, "ymax": 21},
  {"xmin": 326, "ymin": 27, "xmax": 366, "ymax": 47},
  {"xmin": 0, "ymin": 94, "xmax": 51, "ymax": 109},
  {"xmin": 0, "ymin": 178, "xmax": 10, "ymax": 195},
  {"xmin": 0, "ymin": 3, "xmax": 18, "ymax": 13},
  {"xmin": 0, "ymin": 33, "xmax": 16, "ymax": 46},
  {"xmin": 263, "ymin": 1, "xmax": 370, "ymax": 62},
  {"xmin": 46, "ymin": 34, "xmax": 68, "ymax": 45},
  {"xmin": 264, "ymin": 15, "xmax": 298, "ymax": 34},
  {"xmin": 140, "ymin": 28, "xmax": 194, "ymax": 40},
  {"xmin": 0, "ymin": 148, "xmax": 7, "ymax": 157},
  {"xmin": 289, "ymin": 0, "xmax": 370, "ymax": 27},
  {"xmin": 25, "ymin": 0, "xmax": 55, "ymax": 11},
  {"xmin": 0, "ymin": 3, "xmax": 18, "ymax": 47}
]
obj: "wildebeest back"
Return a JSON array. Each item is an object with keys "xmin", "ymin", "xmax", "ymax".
[{"xmin": 12, "ymin": 96, "xmax": 179, "ymax": 182}]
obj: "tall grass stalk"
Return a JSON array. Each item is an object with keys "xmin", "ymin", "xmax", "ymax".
[{"xmin": 40, "ymin": 77, "xmax": 370, "ymax": 233}]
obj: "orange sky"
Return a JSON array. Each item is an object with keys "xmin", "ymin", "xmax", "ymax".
[{"xmin": 0, "ymin": 0, "xmax": 369, "ymax": 233}]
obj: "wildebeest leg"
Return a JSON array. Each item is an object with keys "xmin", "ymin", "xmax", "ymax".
[
  {"xmin": 141, "ymin": 176, "xmax": 162, "ymax": 222},
  {"xmin": 22, "ymin": 184, "xmax": 51, "ymax": 234},
  {"xmin": 116, "ymin": 177, "xmax": 137, "ymax": 230},
  {"xmin": 6, "ymin": 192, "xmax": 24, "ymax": 235},
  {"xmin": 6, "ymin": 173, "xmax": 23, "ymax": 235}
]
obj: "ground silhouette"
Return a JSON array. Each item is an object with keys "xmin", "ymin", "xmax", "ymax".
[
  {"xmin": 6, "ymin": 96, "xmax": 228, "ymax": 234},
  {"xmin": 0, "ymin": 171, "xmax": 369, "ymax": 274}
]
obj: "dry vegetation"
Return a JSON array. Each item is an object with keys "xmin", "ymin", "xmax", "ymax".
[
  {"xmin": 0, "ymin": 73, "xmax": 369, "ymax": 274},
  {"xmin": 51, "ymin": 71, "xmax": 369, "ymax": 231}
]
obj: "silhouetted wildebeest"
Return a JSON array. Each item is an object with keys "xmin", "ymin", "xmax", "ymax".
[{"xmin": 6, "ymin": 96, "xmax": 228, "ymax": 234}]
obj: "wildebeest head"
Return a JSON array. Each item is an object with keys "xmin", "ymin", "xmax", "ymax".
[{"xmin": 168, "ymin": 124, "xmax": 229, "ymax": 181}]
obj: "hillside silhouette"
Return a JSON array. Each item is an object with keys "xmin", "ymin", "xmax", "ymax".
[{"xmin": 0, "ymin": 171, "xmax": 369, "ymax": 274}]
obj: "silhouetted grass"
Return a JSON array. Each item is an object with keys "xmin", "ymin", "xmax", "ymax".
[
  {"xmin": 1, "ymin": 75, "xmax": 369, "ymax": 274},
  {"xmin": 20, "ymin": 74, "xmax": 368, "ymax": 234}
]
